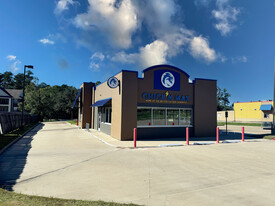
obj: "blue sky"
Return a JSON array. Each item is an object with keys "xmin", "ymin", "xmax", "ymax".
[{"xmin": 0, "ymin": 0, "xmax": 275, "ymax": 104}]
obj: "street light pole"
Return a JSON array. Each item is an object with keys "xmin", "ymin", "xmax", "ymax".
[{"xmin": 21, "ymin": 65, "xmax": 33, "ymax": 129}]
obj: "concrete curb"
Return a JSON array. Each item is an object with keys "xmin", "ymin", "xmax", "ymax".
[
  {"xmin": 159, "ymin": 143, "xmax": 184, "ymax": 147},
  {"xmin": 65, "ymin": 122, "xmax": 261, "ymax": 149},
  {"xmin": 0, "ymin": 123, "xmax": 40, "ymax": 155},
  {"xmin": 86, "ymin": 129, "xmax": 118, "ymax": 148}
]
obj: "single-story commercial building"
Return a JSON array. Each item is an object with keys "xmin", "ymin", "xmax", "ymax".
[
  {"xmin": 73, "ymin": 65, "xmax": 217, "ymax": 140},
  {"xmin": 217, "ymin": 101, "xmax": 273, "ymax": 122}
]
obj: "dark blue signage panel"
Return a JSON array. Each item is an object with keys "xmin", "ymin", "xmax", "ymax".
[{"xmin": 154, "ymin": 70, "xmax": 180, "ymax": 91}]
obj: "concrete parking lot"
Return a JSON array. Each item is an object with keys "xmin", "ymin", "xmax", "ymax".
[{"xmin": 1, "ymin": 122, "xmax": 275, "ymax": 206}]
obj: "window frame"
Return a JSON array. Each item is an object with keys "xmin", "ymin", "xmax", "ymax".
[
  {"xmin": 101, "ymin": 107, "xmax": 112, "ymax": 124},
  {"xmin": 137, "ymin": 106, "xmax": 193, "ymax": 128}
]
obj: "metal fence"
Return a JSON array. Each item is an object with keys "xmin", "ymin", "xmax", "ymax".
[{"xmin": 0, "ymin": 112, "xmax": 38, "ymax": 134}]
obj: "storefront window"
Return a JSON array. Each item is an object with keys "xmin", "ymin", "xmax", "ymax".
[
  {"xmin": 137, "ymin": 108, "xmax": 151, "ymax": 126},
  {"xmin": 179, "ymin": 109, "xmax": 192, "ymax": 125},
  {"xmin": 167, "ymin": 109, "xmax": 179, "ymax": 125},
  {"xmin": 153, "ymin": 109, "xmax": 166, "ymax": 125},
  {"xmin": 137, "ymin": 107, "xmax": 192, "ymax": 126}
]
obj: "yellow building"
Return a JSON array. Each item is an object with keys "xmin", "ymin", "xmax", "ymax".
[
  {"xmin": 234, "ymin": 101, "xmax": 273, "ymax": 122},
  {"xmin": 217, "ymin": 101, "xmax": 273, "ymax": 122}
]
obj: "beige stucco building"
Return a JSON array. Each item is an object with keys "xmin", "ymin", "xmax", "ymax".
[{"xmin": 73, "ymin": 65, "xmax": 217, "ymax": 140}]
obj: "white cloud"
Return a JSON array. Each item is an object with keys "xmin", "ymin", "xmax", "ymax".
[
  {"xmin": 55, "ymin": 0, "xmax": 76, "ymax": 14},
  {"xmin": 39, "ymin": 38, "xmax": 55, "ymax": 45},
  {"xmin": 72, "ymin": 0, "xmax": 220, "ymax": 67},
  {"xmin": 6, "ymin": 55, "xmax": 22, "ymax": 72},
  {"xmin": 91, "ymin": 52, "xmax": 105, "ymax": 61},
  {"xmin": 212, "ymin": 0, "xmax": 240, "ymax": 36},
  {"xmin": 89, "ymin": 52, "xmax": 105, "ymax": 72},
  {"xmin": 112, "ymin": 40, "xmax": 168, "ymax": 68},
  {"xmin": 221, "ymin": 56, "xmax": 227, "ymax": 62},
  {"xmin": 111, "ymin": 51, "xmax": 137, "ymax": 64},
  {"xmin": 240, "ymin": 56, "xmax": 247, "ymax": 62},
  {"xmin": 232, "ymin": 56, "xmax": 247, "ymax": 63},
  {"xmin": 189, "ymin": 36, "xmax": 217, "ymax": 63},
  {"xmin": 162, "ymin": 28, "xmax": 193, "ymax": 58},
  {"xmin": 10, "ymin": 60, "xmax": 21, "ymax": 73},
  {"xmin": 139, "ymin": 40, "xmax": 169, "ymax": 67},
  {"xmin": 6, "ymin": 55, "xmax": 16, "ymax": 61},
  {"xmin": 74, "ymin": 0, "xmax": 138, "ymax": 49},
  {"xmin": 112, "ymin": 30, "xmax": 218, "ymax": 67},
  {"xmin": 137, "ymin": 0, "xmax": 177, "ymax": 37},
  {"xmin": 89, "ymin": 62, "xmax": 100, "ymax": 72}
]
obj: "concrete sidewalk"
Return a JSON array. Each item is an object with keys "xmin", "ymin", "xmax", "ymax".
[
  {"xmin": 1, "ymin": 121, "xmax": 275, "ymax": 206},
  {"xmin": 79, "ymin": 124, "xmax": 267, "ymax": 148}
]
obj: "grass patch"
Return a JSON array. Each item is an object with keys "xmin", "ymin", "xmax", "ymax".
[
  {"xmin": 217, "ymin": 122, "xmax": 262, "ymax": 127},
  {"xmin": 0, "ymin": 188, "xmax": 138, "ymax": 206},
  {"xmin": 67, "ymin": 120, "xmax": 77, "ymax": 125},
  {"xmin": 0, "ymin": 123, "xmax": 37, "ymax": 150},
  {"xmin": 262, "ymin": 135, "xmax": 275, "ymax": 140}
]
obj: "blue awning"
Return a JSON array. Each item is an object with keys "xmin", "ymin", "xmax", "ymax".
[
  {"xmin": 90, "ymin": 98, "xmax": 111, "ymax": 107},
  {"xmin": 71, "ymin": 88, "xmax": 82, "ymax": 109},
  {"xmin": 260, "ymin": 104, "xmax": 272, "ymax": 111}
]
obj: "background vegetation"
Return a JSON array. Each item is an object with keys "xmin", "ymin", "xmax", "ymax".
[
  {"xmin": 217, "ymin": 87, "xmax": 232, "ymax": 111},
  {"xmin": 0, "ymin": 71, "xmax": 78, "ymax": 120}
]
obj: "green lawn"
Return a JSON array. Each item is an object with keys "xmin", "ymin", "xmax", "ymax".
[
  {"xmin": 0, "ymin": 188, "xmax": 138, "ymax": 206},
  {"xmin": 262, "ymin": 135, "xmax": 275, "ymax": 140},
  {"xmin": 0, "ymin": 123, "xmax": 38, "ymax": 150},
  {"xmin": 217, "ymin": 122, "xmax": 262, "ymax": 127},
  {"xmin": 67, "ymin": 120, "xmax": 77, "ymax": 125}
]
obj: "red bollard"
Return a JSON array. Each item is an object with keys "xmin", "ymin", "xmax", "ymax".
[
  {"xmin": 133, "ymin": 128, "xmax": 137, "ymax": 148},
  {"xmin": 186, "ymin": 127, "xmax": 189, "ymax": 145},
  {"xmin": 77, "ymin": 119, "xmax": 78, "ymax": 126},
  {"xmin": 242, "ymin": 127, "xmax": 244, "ymax": 142},
  {"xmin": 216, "ymin": 127, "xmax": 219, "ymax": 143}
]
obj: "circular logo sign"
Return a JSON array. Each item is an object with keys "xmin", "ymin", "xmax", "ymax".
[
  {"xmin": 107, "ymin": 77, "xmax": 119, "ymax": 88},
  {"xmin": 161, "ymin": 72, "xmax": 175, "ymax": 88}
]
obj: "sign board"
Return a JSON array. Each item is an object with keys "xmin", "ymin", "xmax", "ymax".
[
  {"xmin": 154, "ymin": 70, "xmax": 180, "ymax": 91},
  {"xmin": 107, "ymin": 77, "xmax": 119, "ymax": 88},
  {"xmin": 142, "ymin": 91, "xmax": 189, "ymax": 104}
]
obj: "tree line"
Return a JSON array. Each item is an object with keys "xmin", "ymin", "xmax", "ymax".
[
  {"xmin": 0, "ymin": 71, "xmax": 34, "ymax": 89},
  {"xmin": 0, "ymin": 71, "xmax": 78, "ymax": 120}
]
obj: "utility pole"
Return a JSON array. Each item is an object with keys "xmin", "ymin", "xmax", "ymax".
[{"xmin": 21, "ymin": 65, "xmax": 33, "ymax": 129}]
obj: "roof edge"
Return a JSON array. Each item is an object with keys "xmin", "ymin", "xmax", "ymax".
[{"xmin": 142, "ymin": 64, "xmax": 190, "ymax": 78}]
